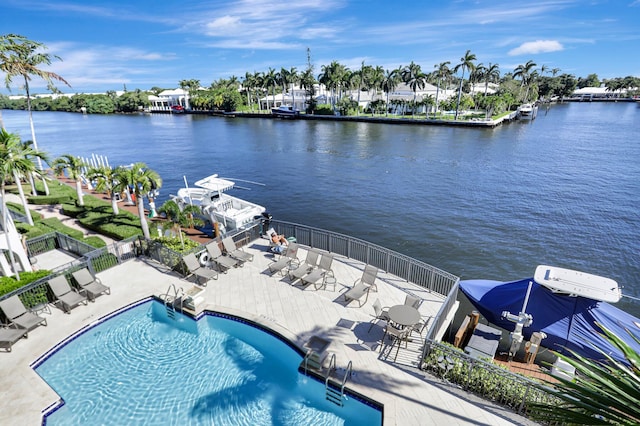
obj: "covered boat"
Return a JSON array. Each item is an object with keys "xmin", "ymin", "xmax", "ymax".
[{"xmin": 460, "ymin": 270, "xmax": 640, "ymax": 365}]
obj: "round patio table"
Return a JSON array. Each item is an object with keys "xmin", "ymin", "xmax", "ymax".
[{"xmin": 388, "ymin": 305, "xmax": 420, "ymax": 327}]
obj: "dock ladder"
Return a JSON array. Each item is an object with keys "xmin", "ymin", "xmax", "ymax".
[
  {"xmin": 162, "ymin": 284, "xmax": 184, "ymax": 320},
  {"xmin": 325, "ymin": 357, "xmax": 352, "ymax": 407}
]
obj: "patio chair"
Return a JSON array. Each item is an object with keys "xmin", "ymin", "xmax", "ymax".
[
  {"xmin": 355, "ymin": 265, "xmax": 379, "ymax": 292},
  {"xmin": 0, "ymin": 324, "xmax": 27, "ymax": 352},
  {"xmin": 48, "ymin": 275, "xmax": 88, "ymax": 314},
  {"xmin": 222, "ymin": 237, "xmax": 253, "ymax": 264},
  {"xmin": 404, "ymin": 294, "xmax": 422, "ymax": 309},
  {"xmin": 368, "ymin": 299, "xmax": 391, "ymax": 332},
  {"xmin": 410, "ymin": 315, "xmax": 432, "ymax": 337},
  {"xmin": 0, "ymin": 295, "xmax": 47, "ymax": 335},
  {"xmin": 182, "ymin": 253, "xmax": 218, "ymax": 285},
  {"xmin": 300, "ymin": 253, "xmax": 334, "ymax": 288},
  {"xmin": 342, "ymin": 283, "xmax": 372, "ymax": 307},
  {"xmin": 288, "ymin": 249, "xmax": 320, "ymax": 283},
  {"xmin": 206, "ymin": 242, "xmax": 240, "ymax": 272},
  {"xmin": 267, "ymin": 242, "xmax": 299, "ymax": 276},
  {"xmin": 71, "ymin": 268, "xmax": 111, "ymax": 302},
  {"xmin": 380, "ymin": 323, "xmax": 411, "ymax": 361}
]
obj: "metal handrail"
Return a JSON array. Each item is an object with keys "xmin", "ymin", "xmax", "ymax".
[
  {"xmin": 341, "ymin": 360, "xmax": 353, "ymax": 394},
  {"xmin": 270, "ymin": 219, "xmax": 459, "ymax": 298},
  {"xmin": 324, "ymin": 353, "xmax": 337, "ymax": 387}
]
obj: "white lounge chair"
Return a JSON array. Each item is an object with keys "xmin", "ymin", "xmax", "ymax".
[
  {"xmin": 355, "ymin": 265, "xmax": 379, "ymax": 292},
  {"xmin": 300, "ymin": 253, "xmax": 334, "ymax": 289},
  {"xmin": 288, "ymin": 249, "xmax": 320, "ymax": 282},
  {"xmin": 72, "ymin": 268, "xmax": 111, "ymax": 301},
  {"xmin": 206, "ymin": 242, "xmax": 240, "ymax": 272},
  {"xmin": 0, "ymin": 295, "xmax": 47, "ymax": 335},
  {"xmin": 222, "ymin": 237, "xmax": 253, "ymax": 263},
  {"xmin": 183, "ymin": 253, "xmax": 218, "ymax": 285},
  {"xmin": 0, "ymin": 324, "xmax": 27, "ymax": 352},
  {"xmin": 343, "ymin": 283, "xmax": 372, "ymax": 307},
  {"xmin": 48, "ymin": 275, "xmax": 88, "ymax": 314},
  {"xmin": 268, "ymin": 242, "xmax": 299, "ymax": 275}
]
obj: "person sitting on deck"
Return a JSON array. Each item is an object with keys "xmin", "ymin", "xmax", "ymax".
[{"xmin": 269, "ymin": 230, "xmax": 289, "ymax": 254}]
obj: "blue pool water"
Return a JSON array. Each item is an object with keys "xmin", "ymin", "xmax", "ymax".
[{"xmin": 35, "ymin": 300, "xmax": 382, "ymax": 425}]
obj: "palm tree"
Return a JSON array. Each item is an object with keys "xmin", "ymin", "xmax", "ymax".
[
  {"xmin": 1, "ymin": 34, "xmax": 70, "ymax": 195},
  {"xmin": 0, "ymin": 128, "xmax": 48, "ymax": 226},
  {"xmin": 114, "ymin": 162, "xmax": 162, "ymax": 240},
  {"xmin": 433, "ymin": 61, "xmax": 451, "ymax": 118},
  {"xmin": 368, "ymin": 65, "xmax": 384, "ymax": 115},
  {"xmin": 264, "ymin": 68, "xmax": 278, "ymax": 109},
  {"xmin": 157, "ymin": 200, "xmax": 203, "ymax": 250},
  {"xmin": 483, "ymin": 63, "xmax": 500, "ymax": 96},
  {"xmin": 381, "ymin": 68, "xmax": 400, "ymax": 116},
  {"xmin": 178, "ymin": 79, "xmax": 200, "ymax": 110},
  {"xmin": 531, "ymin": 325, "xmax": 640, "ymax": 425},
  {"xmin": 453, "ymin": 50, "xmax": 477, "ymax": 120},
  {"xmin": 401, "ymin": 62, "xmax": 426, "ymax": 118},
  {"xmin": 52, "ymin": 154, "xmax": 86, "ymax": 207},
  {"xmin": 86, "ymin": 165, "xmax": 123, "ymax": 215},
  {"xmin": 242, "ymin": 72, "xmax": 256, "ymax": 111},
  {"xmin": 0, "ymin": 128, "xmax": 48, "ymax": 277},
  {"xmin": 513, "ymin": 60, "xmax": 537, "ymax": 102},
  {"xmin": 318, "ymin": 61, "xmax": 347, "ymax": 113}
]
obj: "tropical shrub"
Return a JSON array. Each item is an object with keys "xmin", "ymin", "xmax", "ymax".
[
  {"xmin": 530, "ymin": 325, "xmax": 640, "ymax": 425},
  {"xmin": 154, "ymin": 235, "xmax": 200, "ymax": 253},
  {"xmin": 0, "ymin": 269, "xmax": 52, "ymax": 298}
]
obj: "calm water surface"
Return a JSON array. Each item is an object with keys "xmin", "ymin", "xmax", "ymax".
[{"xmin": 3, "ymin": 104, "xmax": 639, "ymax": 314}]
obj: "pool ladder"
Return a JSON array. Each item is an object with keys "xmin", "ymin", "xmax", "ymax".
[
  {"xmin": 162, "ymin": 284, "xmax": 184, "ymax": 320},
  {"xmin": 325, "ymin": 355, "xmax": 352, "ymax": 407}
]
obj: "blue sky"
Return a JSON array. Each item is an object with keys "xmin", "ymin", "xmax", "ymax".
[{"xmin": 1, "ymin": 0, "xmax": 639, "ymax": 94}]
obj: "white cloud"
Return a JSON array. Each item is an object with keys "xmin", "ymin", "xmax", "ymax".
[{"xmin": 508, "ymin": 40, "xmax": 564, "ymax": 55}]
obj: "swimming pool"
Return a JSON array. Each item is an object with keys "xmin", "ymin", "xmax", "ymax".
[{"xmin": 34, "ymin": 299, "xmax": 382, "ymax": 425}]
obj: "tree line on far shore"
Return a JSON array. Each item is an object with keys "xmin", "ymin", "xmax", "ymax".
[{"xmin": 1, "ymin": 34, "xmax": 638, "ymax": 117}]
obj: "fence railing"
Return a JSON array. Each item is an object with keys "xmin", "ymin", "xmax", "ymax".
[
  {"xmin": 25, "ymin": 232, "xmax": 97, "ymax": 259},
  {"xmin": 271, "ymin": 220, "xmax": 459, "ymax": 298},
  {"xmin": 0, "ymin": 237, "xmax": 140, "ymax": 317}
]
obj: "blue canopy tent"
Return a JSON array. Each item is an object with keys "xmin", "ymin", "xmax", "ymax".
[{"xmin": 459, "ymin": 278, "xmax": 640, "ymax": 365}]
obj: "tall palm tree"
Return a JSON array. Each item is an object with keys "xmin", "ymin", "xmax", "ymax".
[
  {"xmin": 253, "ymin": 71, "xmax": 265, "ymax": 111},
  {"xmin": 318, "ymin": 61, "xmax": 347, "ymax": 113},
  {"xmin": 0, "ymin": 128, "xmax": 48, "ymax": 226},
  {"xmin": 401, "ymin": 61, "xmax": 426, "ymax": 118},
  {"xmin": 264, "ymin": 68, "xmax": 278, "ymax": 109},
  {"xmin": 513, "ymin": 60, "xmax": 537, "ymax": 102},
  {"xmin": 242, "ymin": 72, "xmax": 256, "ymax": 111},
  {"xmin": 86, "ymin": 164, "xmax": 123, "ymax": 215},
  {"xmin": 52, "ymin": 154, "xmax": 86, "ymax": 206},
  {"xmin": 368, "ymin": 65, "xmax": 385, "ymax": 115},
  {"xmin": 1, "ymin": 34, "xmax": 70, "ymax": 195},
  {"xmin": 453, "ymin": 50, "xmax": 477, "ymax": 120},
  {"xmin": 381, "ymin": 68, "xmax": 400, "ymax": 116},
  {"xmin": 178, "ymin": 79, "xmax": 200, "ymax": 110},
  {"xmin": 483, "ymin": 63, "xmax": 500, "ymax": 96},
  {"xmin": 0, "ymin": 128, "xmax": 48, "ymax": 278},
  {"xmin": 433, "ymin": 61, "xmax": 451, "ymax": 118},
  {"xmin": 114, "ymin": 162, "xmax": 162, "ymax": 240}
]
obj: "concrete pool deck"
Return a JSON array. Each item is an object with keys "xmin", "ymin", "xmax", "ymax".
[{"xmin": 1, "ymin": 239, "xmax": 536, "ymax": 425}]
